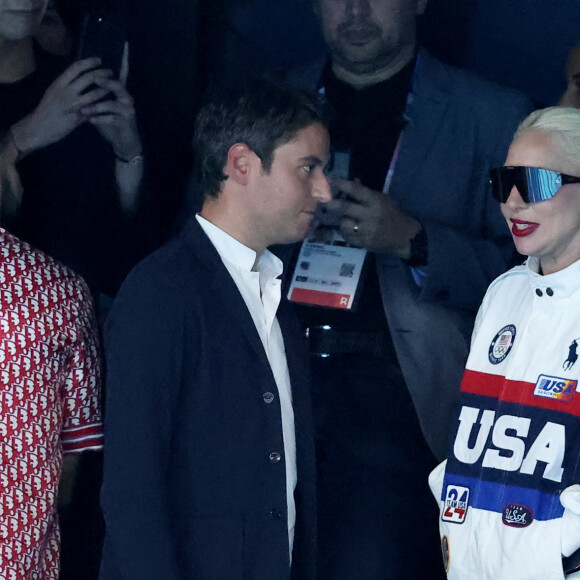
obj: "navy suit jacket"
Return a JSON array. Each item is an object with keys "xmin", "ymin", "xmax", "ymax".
[{"xmin": 99, "ymin": 218, "xmax": 316, "ymax": 580}]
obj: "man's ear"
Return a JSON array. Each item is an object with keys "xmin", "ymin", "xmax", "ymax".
[{"xmin": 225, "ymin": 143, "xmax": 257, "ymax": 186}]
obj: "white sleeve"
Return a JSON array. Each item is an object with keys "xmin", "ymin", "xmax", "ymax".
[
  {"xmin": 560, "ymin": 485, "xmax": 580, "ymax": 557},
  {"xmin": 428, "ymin": 460, "xmax": 447, "ymax": 502}
]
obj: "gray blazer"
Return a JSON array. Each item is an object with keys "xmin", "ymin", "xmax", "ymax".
[
  {"xmin": 286, "ymin": 50, "xmax": 532, "ymax": 459},
  {"xmin": 377, "ymin": 52, "xmax": 532, "ymax": 459}
]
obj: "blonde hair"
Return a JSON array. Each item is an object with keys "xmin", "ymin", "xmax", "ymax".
[{"xmin": 514, "ymin": 107, "xmax": 580, "ymax": 174}]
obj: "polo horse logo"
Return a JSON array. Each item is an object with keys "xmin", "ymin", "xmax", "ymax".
[{"xmin": 563, "ymin": 339, "xmax": 580, "ymax": 370}]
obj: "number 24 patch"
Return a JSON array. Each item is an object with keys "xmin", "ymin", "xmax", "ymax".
[{"xmin": 442, "ymin": 485, "xmax": 470, "ymax": 524}]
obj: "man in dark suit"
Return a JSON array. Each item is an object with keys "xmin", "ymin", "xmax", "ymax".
[{"xmin": 99, "ymin": 82, "xmax": 331, "ymax": 580}]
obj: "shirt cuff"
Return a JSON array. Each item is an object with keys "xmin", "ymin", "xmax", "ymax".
[{"xmin": 61, "ymin": 422, "xmax": 103, "ymax": 453}]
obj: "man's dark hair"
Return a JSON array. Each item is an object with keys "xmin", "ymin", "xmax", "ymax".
[{"xmin": 193, "ymin": 80, "xmax": 328, "ymax": 198}]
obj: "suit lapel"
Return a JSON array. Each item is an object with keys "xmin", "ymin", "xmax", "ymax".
[
  {"xmin": 390, "ymin": 52, "xmax": 451, "ymax": 204},
  {"xmin": 183, "ymin": 218, "xmax": 273, "ymax": 374}
]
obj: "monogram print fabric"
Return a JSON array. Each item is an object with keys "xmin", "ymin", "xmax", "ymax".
[{"xmin": 0, "ymin": 229, "xmax": 102, "ymax": 580}]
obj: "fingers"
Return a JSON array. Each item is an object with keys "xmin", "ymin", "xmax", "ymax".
[
  {"xmin": 341, "ymin": 199, "xmax": 371, "ymax": 221},
  {"xmin": 329, "ymin": 176, "xmax": 373, "ymax": 204},
  {"xmin": 81, "ymin": 95, "xmax": 134, "ymax": 121},
  {"xmin": 74, "ymin": 86, "xmax": 112, "ymax": 110},
  {"xmin": 323, "ymin": 197, "xmax": 347, "ymax": 214},
  {"xmin": 92, "ymin": 77, "xmax": 134, "ymax": 105},
  {"xmin": 325, "ymin": 194, "xmax": 370, "ymax": 222},
  {"xmin": 81, "ymin": 77, "xmax": 135, "ymax": 123},
  {"xmin": 55, "ymin": 57, "xmax": 104, "ymax": 86},
  {"xmin": 87, "ymin": 114, "xmax": 119, "ymax": 127},
  {"xmin": 337, "ymin": 216, "xmax": 365, "ymax": 247},
  {"xmin": 54, "ymin": 60, "xmax": 116, "ymax": 107},
  {"xmin": 68, "ymin": 68, "xmax": 114, "ymax": 98}
]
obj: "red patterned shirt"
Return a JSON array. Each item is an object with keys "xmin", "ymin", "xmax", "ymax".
[{"xmin": 0, "ymin": 229, "xmax": 102, "ymax": 579}]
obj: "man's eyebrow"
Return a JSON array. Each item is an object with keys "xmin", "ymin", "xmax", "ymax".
[{"xmin": 298, "ymin": 155, "xmax": 325, "ymax": 166}]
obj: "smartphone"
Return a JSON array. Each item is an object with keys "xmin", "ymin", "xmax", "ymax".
[{"xmin": 76, "ymin": 12, "xmax": 126, "ymax": 79}]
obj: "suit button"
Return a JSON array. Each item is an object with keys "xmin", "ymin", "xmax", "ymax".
[
  {"xmin": 263, "ymin": 392, "xmax": 275, "ymax": 404},
  {"xmin": 270, "ymin": 509, "xmax": 282, "ymax": 520},
  {"xmin": 536, "ymin": 288, "xmax": 543, "ymax": 297},
  {"xmin": 269, "ymin": 452, "xmax": 281, "ymax": 463},
  {"xmin": 546, "ymin": 288, "xmax": 554, "ymax": 296}
]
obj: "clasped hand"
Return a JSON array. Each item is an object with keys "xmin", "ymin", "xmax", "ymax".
[{"xmin": 324, "ymin": 177, "xmax": 421, "ymax": 257}]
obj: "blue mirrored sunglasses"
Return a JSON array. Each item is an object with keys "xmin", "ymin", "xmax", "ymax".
[{"xmin": 490, "ymin": 166, "xmax": 580, "ymax": 204}]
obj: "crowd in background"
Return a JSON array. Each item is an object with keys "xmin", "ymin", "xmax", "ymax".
[
  {"xmin": 10, "ymin": 0, "xmax": 576, "ymax": 252},
  {"xmin": 1, "ymin": 0, "xmax": 580, "ymax": 578}
]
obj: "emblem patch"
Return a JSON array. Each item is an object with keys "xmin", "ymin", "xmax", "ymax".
[
  {"xmin": 502, "ymin": 504, "xmax": 534, "ymax": 528},
  {"xmin": 489, "ymin": 325, "xmax": 516, "ymax": 365},
  {"xmin": 441, "ymin": 535, "xmax": 450, "ymax": 573},
  {"xmin": 534, "ymin": 375, "xmax": 577, "ymax": 402},
  {"xmin": 564, "ymin": 339, "xmax": 580, "ymax": 371},
  {"xmin": 441, "ymin": 485, "xmax": 469, "ymax": 524}
]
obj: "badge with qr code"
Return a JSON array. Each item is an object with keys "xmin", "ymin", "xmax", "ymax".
[
  {"xmin": 288, "ymin": 148, "xmax": 368, "ymax": 310},
  {"xmin": 288, "ymin": 234, "xmax": 367, "ymax": 310}
]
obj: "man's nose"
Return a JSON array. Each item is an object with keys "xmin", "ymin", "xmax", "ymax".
[
  {"xmin": 347, "ymin": 0, "xmax": 371, "ymax": 17},
  {"xmin": 313, "ymin": 173, "xmax": 332, "ymax": 203}
]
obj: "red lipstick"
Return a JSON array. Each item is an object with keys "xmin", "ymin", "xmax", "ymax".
[{"xmin": 510, "ymin": 218, "xmax": 539, "ymax": 237}]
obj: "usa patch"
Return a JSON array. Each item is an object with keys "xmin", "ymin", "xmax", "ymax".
[
  {"xmin": 489, "ymin": 324, "xmax": 516, "ymax": 364},
  {"xmin": 441, "ymin": 485, "xmax": 469, "ymax": 524},
  {"xmin": 534, "ymin": 375, "xmax": 577, "ymax": 402},
  {"xmin": 502, "ymin": 504, "xmax": 533, "ymax": 528}
]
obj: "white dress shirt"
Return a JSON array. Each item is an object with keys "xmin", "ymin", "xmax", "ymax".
[{"xmin": 196, "ymin": 214, "xmax": 297, "ymax": 558}]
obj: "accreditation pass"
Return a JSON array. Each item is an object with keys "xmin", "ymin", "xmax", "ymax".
[{"xmin": 287, "ymin": 228, "xmax": 366, "ymax": 310}]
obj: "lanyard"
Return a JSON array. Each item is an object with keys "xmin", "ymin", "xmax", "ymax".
[{"xmin": 383, "ymin": 54, "xmax": 421, "ymax": 194}]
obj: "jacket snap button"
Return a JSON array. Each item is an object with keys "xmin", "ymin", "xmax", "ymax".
[
  {"xmin": 546, "ymin": 288, "xmax": 554, "ymax": 297},
  {"xmin": 535, "ymin": 288, "xmax": 543, "ymax": 297},
  {"xmin": 263, "ymin": 392, "xmax": 275, "ymax": 404},
  {"xmin": 269, "ymin": 452, "xmax": 281, "ymax": 463},
  {"xmin": 270, "ymin": 509, "xmax": 282, "ymax": 520}
]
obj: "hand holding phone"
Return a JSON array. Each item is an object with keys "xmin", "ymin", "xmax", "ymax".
[
  {"xmin": 10, "ymin": 58, "xmax": 113, "ymax": 154},
  {"xmin": 76, "ymin": 13, "xmax": 126, "ymax": 80},
  {"xmin": 72, "ymin": 12, "xmax": 141, "ymax": 160}
]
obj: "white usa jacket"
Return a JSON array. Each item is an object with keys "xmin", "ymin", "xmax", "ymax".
[{"xmin": 430, "ymin": 257, "xmax": 580, "ymax": 580}]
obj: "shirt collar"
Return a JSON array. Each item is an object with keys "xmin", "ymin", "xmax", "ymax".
[
  {"xmin": 526, "ymin": 256, "xmax": 580, "ymax": 301},
  {"xmin": 196, "ymin": 214, "xmax": 283, "ymax": 279}
]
